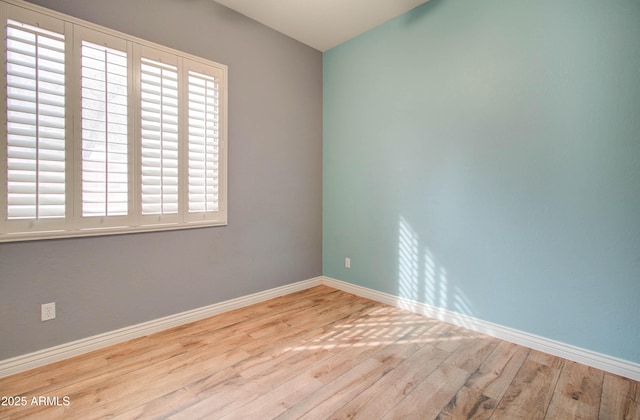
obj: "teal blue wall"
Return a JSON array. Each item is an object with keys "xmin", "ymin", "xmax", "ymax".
[{"xmin": 323, "ymin": 0, "xmax": 640, "ymax": 363}]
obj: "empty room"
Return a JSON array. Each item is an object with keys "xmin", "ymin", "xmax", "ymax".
[{"xmin": 0, "ymin": 0, "xmax": 638, "ymax": 418}]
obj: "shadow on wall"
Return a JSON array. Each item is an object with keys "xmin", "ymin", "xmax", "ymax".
[
  {"xmin": 397, "ymin": 216, "xmax": 477, "ymax": 324},
  {"xmin": 403, "ymin": 0, "xmax": 447, "ymax": 25}
]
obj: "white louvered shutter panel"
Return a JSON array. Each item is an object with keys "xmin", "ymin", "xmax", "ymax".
[
  {"xmin": 5, "ymin": 18, "xmax": 66, "ymax": 221},
  {"xmin": 81, "ymin": 39, "xmax": 128, "ymax": 218},
  {"xmin": 140, "ymin": 56, "xmax": 179, "ymax": 216},
  {"xmin": 187, "ymin": 69, "xmax": 219, "ymax": 214},
  {"xmin": 2, "ymin": 4, "xmax": 227, "ymax": 242}
]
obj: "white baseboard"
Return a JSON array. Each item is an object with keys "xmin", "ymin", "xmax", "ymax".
[
  {"xmin": 320, "ymin": 276, "xmax": 640, "ymax": 382},
  {"xmin": 0, "ymin": 277, "xmax": 323, "ymax": 379},
  {"xmin": 2, "ymin": 275, "xmax": 638, "ymax": 382}
]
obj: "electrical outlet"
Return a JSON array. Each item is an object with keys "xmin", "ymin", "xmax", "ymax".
[
  {"xmin": 345, "ymin": 257, "xmax": 351, "ymax": 269},
  {"xmin": 41, "ymin": 302, "xmax": 56, "ymax": 321}
]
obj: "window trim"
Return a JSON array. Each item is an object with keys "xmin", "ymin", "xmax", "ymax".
[{"xmin": 1, "ymin": 0, "xmax": 228, "ymax": 242}]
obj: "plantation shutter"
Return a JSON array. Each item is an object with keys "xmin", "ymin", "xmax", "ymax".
[
  {"xmin": 80, "ymin": 39, "xmax": 128, "ymax": 218},
  {"xmin": 187, "ymin": 69, "xmax": 220, "ymax": 214},
  {"xmin": 2, "ymin": 1, "xmax": 227, "ymax": 242},
  {"xmin": 140, "ymin": 56, "xmax": 179, "ymax": 216},
  {"xmin": 5, "ymin": 17, "xmax": 65, "ymax": 221}
]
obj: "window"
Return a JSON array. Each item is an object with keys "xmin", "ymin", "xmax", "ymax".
[{"xmin": 1, "ymin": 1, "xmax": 227, "ymax": 242}]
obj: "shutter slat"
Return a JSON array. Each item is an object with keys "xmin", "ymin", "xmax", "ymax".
[
  {"xmin": 140, "ymin": 57, "xmax": 179, "ymax": 215},
  {"xmin": 188, "ymin": 71, "xmax": 220, "ymax": 213},
  {"xmin": 6, "ymin": 21, "xmax": 66, "ymax": 220},
  {"xmin": 80, "ymin": 40, "xmax": 129, "ymax": 217}
]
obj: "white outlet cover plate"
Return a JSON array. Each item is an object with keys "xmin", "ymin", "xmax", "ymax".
[{"xmin": 41, "ymin": 302, "xmax": 56, "ymax": 321}]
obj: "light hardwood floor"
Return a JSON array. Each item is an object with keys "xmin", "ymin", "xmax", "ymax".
[{"xmin": 0, "ymin": 286, "xmax": 638, "ymax": 419}]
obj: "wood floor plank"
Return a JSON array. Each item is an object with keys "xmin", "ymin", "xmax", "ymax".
[
  {"xmin": 271, "ymin": 308, "xmax": 436, "ymax": 419},
  {"xmin": 328, "ymin": 342, "xmax": 450, "ymax": 419},
  {"xmin": 444, "ymin": 334, "xmax": 500, "ymax": 373},
  {"xmin": 476, "ymin": 343, "xmax": 531, "ymax": 402},
  {"xmin": 545, "ymin": 360, "xmax": 603, "ymax": 419},
  {"xmin": 599, "ymin": 373, "xmax": 640, "ymax": 420},
  {"xmin": 435, "ymin": 341, "xmax": 531, "ymax": 420},
  {"xmin": 165, "ymin": 302, "xmax": 393, "ymax": 418},
  {"xmin": 491, "ymin": 354, "xmax": 563, "ymax": 419},
  {"xmin": 175, "ymin": 307, "xmax": 409, "ymax": 418},
  {"xmin": 381, "ymin": 361, "xmax": 472, "ymax": 419},
  {"xmin": 112, "ymin": 387, "xmax": 197, "ymax": 420},
  {"xmin": 0, "ymin": 347, "xmax": 110, "ymax": 397},
  {"xmin": 274, "ymin": 358, "xmax": 388, "ymax": 420},
  {"xmin": 301, "ymin": 305, "xmax": 421, "ymax": 386},
  {"xmin": 234, "ymin": 301, "xmax": 382, "ymax": 379},
  {"xmin": 218, "ymin": 368, "xmax": 325, "ymax": 419},
  {"xmin": 168, "ymin": 347, "xmax": 335, "ymax": 419},
  {"xmin": 375, "ymin": 329, "xmax": 496, "ymax": 419},
  {"xmin": 0, "ymin": 285, "xmax": 638, "ymax": 420},
  {"xmin": 55, "ymin": 346, "xmax": 250, "ymax": 419},
  {"xmin": 436, "ymin": 385, "xmax": 498, "ymax": 420}
]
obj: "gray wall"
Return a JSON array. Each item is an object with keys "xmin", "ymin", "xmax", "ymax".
[{"xmin": 0, "ymin": 0, "xmax": 322, "ymax": 359}]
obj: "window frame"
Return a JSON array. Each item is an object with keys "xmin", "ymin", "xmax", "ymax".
[{"xmin": 1, "ymin": 0, "xmax": 228, "ymax": 242}]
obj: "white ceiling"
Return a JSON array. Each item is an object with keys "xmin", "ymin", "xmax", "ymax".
[{"xmin": 212, "ymin": 0, "xmax": 430, "ymax": 51}]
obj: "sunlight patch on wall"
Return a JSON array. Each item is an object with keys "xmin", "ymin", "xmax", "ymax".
[
  {"xmin": 397, "ymin": 216, "xmax": 476, "ymax": 320},
  {"xmin": 398, "ymin": 216, "xmax": 420, "ymax": 303}
]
